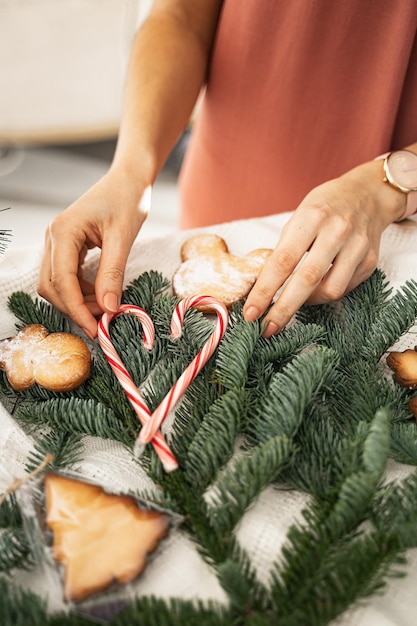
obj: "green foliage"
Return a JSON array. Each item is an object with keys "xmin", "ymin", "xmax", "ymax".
[
  {"xmin": 25, "ymin": 431, "xmax": 84, "ymax": 473},
  {"xmin": 249, "ymin": 346, "xmax": 339, "ymax": 444},
  {"xmin": 2, "ymin": 268, "xmax": 417, "ymax": 625},
  {"xmin": 0, "ymin": 527, "xmax": 32, "ymax": 572},
  {"xmin": 113, "ymin": 595, "xmax": 232, "ymax": 626},
  {"xmin": 7, "ymin": 291, "xmax": 71, "ymax": 332},
  {"xmin": 0, "ymin": 493, "xmax": 22, "ymax": 528},
  {"xmin": 15, "ymin": 397, "xmax": 132, "ymax": 445},
  {"xmin": 121, "ymin": 270, "xmax": 170, "ymax": 310},
  {"xmin": 390, "ymin": 421, "xmax": 417, "ymax": 465},
  {"xmin": 184, "ymin": 388, "xmax": 248, "ymax": 491},
  {"xmin": 372, "ymin": 469, "xmax": 417, "ymax": 549},
  {"xmin": 208, "ymin": 435, "xmax": 294, "ymax": 534}
]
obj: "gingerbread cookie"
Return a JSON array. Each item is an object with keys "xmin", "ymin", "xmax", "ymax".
[
  {"xmin": 44, "ymin": 473, "xmax": 170, "ymax": 602},
  {"xmin": 172, "ymin": 234, "xmax": 272, "ymax": 310},
  {"xmin": 386, "ymin": 348, "xmax": 417, "ymax": 389},
  {"xmin": 0, "ymin": 324, "xmax": 91, "ymax": 392}
]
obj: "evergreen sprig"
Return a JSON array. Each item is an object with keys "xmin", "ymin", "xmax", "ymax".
[
  {"xmin": 0, "ymin": 527, "xmax": 32, "ymax": 572},
  {"xmin": 2, "ymin": 267, "xmax": 417, "ymax": 626},
  {"xmin": 7, "ymin": 291, "xmax": 71, "ymax": 332}
]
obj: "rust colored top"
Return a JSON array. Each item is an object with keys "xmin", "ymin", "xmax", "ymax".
[{"xmin": 179, "ymin": 0, "xmax": 417, "ymax": 228}]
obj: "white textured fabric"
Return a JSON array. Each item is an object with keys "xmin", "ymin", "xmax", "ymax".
[{"xmin": 1, "ymin": 212, "xmax": 417, "ymax": 624}]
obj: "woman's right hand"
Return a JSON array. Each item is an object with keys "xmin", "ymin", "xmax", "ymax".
[{"xmin": 37, "ymin": 168, "xmax": 151, "ymax": 339}]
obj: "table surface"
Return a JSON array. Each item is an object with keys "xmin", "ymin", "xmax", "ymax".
[{"xmin": 1, "ymin": 212, "xmax": 417, "ymax": 625}]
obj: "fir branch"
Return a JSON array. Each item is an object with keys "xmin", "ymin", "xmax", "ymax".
[
  {"xmin": 84, "ymin": 359, "xmax": 139, "ymax": 428},
  {"xmin": 161, "ymin": 469, "xmax": 240, "ymax": 566},
  {"xmin": 0, "ymin": 527, "xmax": 32, "ymax": 572},
  {"xmin": 297, "ymin": 269, "xmax": 393, "ymax": 365},
  {"xmin": 15, "ymin": 397, "xmax": 132, "ymax": 445},
  {"xmin": 362, "ymin": 407, "xmax": 391, "ymax": 474},
  {"xmin": 215, "ymin": 319, "xmax": 261, "ymax": 390},
  {"xmin": 169, "ymin": 368, "xmax": 220, "ymax": 458},
  {"xmin": 281, "ymin": 414, "xmax": 361, "ymax": 500},
  {"xmin": 270, "ymin": 410, "xmax": 390, "ymax": 618},
  {"xmin": 389, "ymin": 422, "xmax": 417, "ymax": 465},
  {"xmin": 249, "ymin": 346, "xmax": 339, "ymax": 444},
  {"xmin": 360, "ymin": 279, "xmax": 417, "ymax": 360},
  {"xmin": 2, "ymin": 270, "xmax": 417, "ymax": 625},
  {"xmin": 219, "ymin": 540, "xmax": 274, "ymax": 616},
  {"xmin": 248, "ymin": 322, "xmax": 326, "ymax": 373},
  {"xmin": 113, "ymin": 595, "xmax": 232, "ymax": 626},
  {"xmin": 184, "ymin": 388, "xmax": 248, "ymax": 491},
  {"xmin": 0, "ymin": 494, "xmax": 22, "ymax": 528},
  {"xmin": 208, "ymin": 435, "xmax": 294, "ymax": 535},
  {"xmin": 121, "ymin": 270, "xmax": 171, "ymax": 310},
  {"xmin": 7, "ymin": 292, "xmax": 71, "ymax": 332},
  {"xmin": 216, "ymin": 547, "xmax": 269, "ymax": 616},
  {"xmin": 149, "ymin": 294, "xmax": 181, "ymax": 340},
  {"xmin": 323, "ymin": 360, "xmax": 396, "ymax": 436},
  {"xmin": 0, "ymin": 577, "xmax": 97, "ymax": 624},
  {"xmin": 25, "ymin": 431, "xmax": 83, "ymax": 473},
  {"xmin": 141, "ymin": 355, "xmax": 197, "ymax": 413},
  {"xmin": 372, "ymin": 469, "xmax": 417, "ymax": 549},
  {"xmin": 274, "ymin": 530, "xmax": 405, "ymax": 626}
]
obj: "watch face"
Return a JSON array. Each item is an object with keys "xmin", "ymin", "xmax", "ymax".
[{"xmin": 385, "ymin": 150, "xmax": 417, "ymax": 192}]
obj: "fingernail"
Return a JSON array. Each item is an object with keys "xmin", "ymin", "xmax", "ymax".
[
  {"xmin": 82, "ymin": 327, "xmax": 96, "ymax": 341},
  {"xmin": 263, "ymin": 321, "xmax": 279, "ymax": 338},
  {"xmin": 244, "ymin": 305, "xmax": 260, "ymax": 322},
  {"xmin": 103, "ymin": 292, "xmax": 120, "ymax": 313}
]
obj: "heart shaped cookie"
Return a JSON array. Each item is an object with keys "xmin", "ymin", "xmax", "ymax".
[
  {"xmin": 172, "ymin": 234, "xmax": 272, "ymax": 310},
  {"xmin": 0, "ymin": 324, "xmax": 91, "ymax": 392}
]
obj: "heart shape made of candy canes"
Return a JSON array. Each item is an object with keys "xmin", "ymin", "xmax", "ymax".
[{"xmin": 97, "ymin": 296, "xmax": 229, "ymax": 472}]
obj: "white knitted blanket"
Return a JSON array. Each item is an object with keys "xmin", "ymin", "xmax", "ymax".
[{"xmin": 1, "ymin": 213, "xmax": 416, "ymax": 625}]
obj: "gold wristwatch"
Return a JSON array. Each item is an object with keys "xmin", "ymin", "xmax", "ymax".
[{"xmin": 382, "ymin": 149, "xmax": 417, "ymax": 219}]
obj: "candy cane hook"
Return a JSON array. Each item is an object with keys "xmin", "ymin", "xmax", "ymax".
[
  {"xmin": 98, "ymin": 304, "xmax": 178, "ymax": 472},
  {"xmin": 139, "ymin": 295, "xmax": 229, "ymax": 445}
]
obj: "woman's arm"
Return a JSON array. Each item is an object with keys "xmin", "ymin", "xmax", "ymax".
[
  {"xmin": 38, "ymin": 0, "xmax": 223, "ymax": 339},
  {"xmin": 244, "ymin": 141, "xmax": 417, "ymax": 337}
]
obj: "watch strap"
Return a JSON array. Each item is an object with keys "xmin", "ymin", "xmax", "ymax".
[{"xmin": 404, "ymin": 189, "xmax": 417, "ymax": 220}]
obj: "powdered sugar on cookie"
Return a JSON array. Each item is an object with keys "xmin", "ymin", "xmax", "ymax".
[
  {"xmin": 0, "ymin": 324, "xmax": 91, "ymax": 392},
  {"xmin": 172, "ymin": 234, "xmax": 272, "ymax": 310}
]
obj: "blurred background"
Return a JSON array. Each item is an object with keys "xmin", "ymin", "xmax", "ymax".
[{"xmin": 0, "ymin": 0, "xmax": 183, "ymax": 250}]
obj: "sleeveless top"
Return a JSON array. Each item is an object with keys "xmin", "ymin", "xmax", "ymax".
[{"xmin": 178, "ymin": 0, "xmax": 417, "ymax": 229}]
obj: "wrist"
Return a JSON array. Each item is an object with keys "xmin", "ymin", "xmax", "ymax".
[
  {"xmin": 343, "ymin": 159, "xmax": 406, "ymax": 224},
  {"xmin": 111, "ymin": 141, "xmax": 158, "ymax": 188}
]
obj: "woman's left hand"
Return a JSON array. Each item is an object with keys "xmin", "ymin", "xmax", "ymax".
[{"xmin": 243, "ymin": 159, "xmax": 406, "ymax": 337}]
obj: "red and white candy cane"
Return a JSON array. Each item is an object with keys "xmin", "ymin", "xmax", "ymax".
[
  {"xmin": 139, "ymin": 295, "xmax": 229, "ymax": 446},
  {"xmin": 97, "ymin": 304, "xmax": 178, "ymax": 472}
]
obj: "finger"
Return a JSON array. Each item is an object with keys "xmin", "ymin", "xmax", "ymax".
[
  {"xmin": 94, "ymin": 230, "xmax": 134, "ymax": 314},
  {"xmin": 307, "ymin": 242, "xmax": 378, "ymax": 305},
  {"xmin": 262, "ymin": 221, "xmax": 355, "ymax": 335},
  {"xmin": 44, "ymin": 228, "xmax": 99, "ymax": 338},
  {"xmin": 243, "ymin": 219, "xmax": 318, "ymax": 322},
  {"xmin": 79, "ymin": 280, "xmax": 104, "ymax": 317},
  {"xmin": 261, "ymin": 252, "xmax": 334, "ymax": 337},
  {"xmin": 37, "ymin": 229, "xmax": 70, "ymax": 314},
  {"xmin": 262, "ymin": 231, "xmax": 377, "ymax": 337}
]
